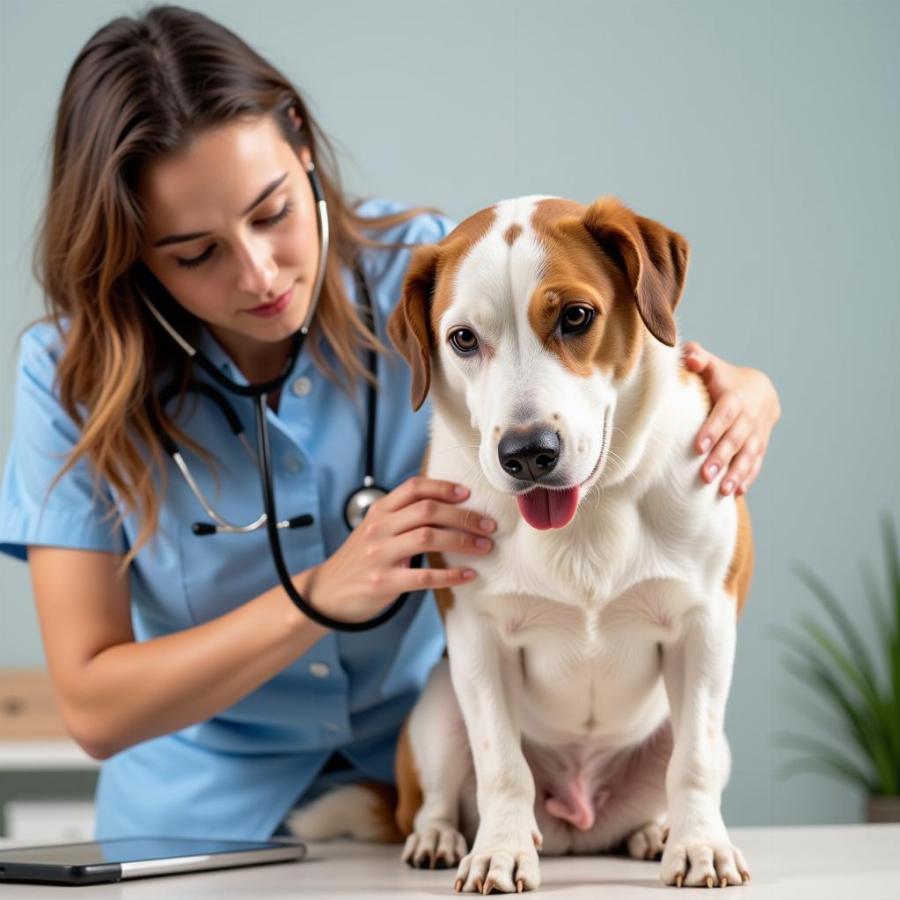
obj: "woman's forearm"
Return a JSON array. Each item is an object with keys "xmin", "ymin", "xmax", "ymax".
[{"xmin": 72, "ymin": 570, "xmax": 327, "ymax": 758}]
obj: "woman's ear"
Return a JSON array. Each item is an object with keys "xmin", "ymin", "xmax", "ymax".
[{"xmin": 286, "ymin": 105, "xmax": 309, "ymax": 160}]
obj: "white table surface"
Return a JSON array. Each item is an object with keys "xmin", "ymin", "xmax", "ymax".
[
  {"xmin": 1, "ymin": 824, "xmax": 898, "ymax": 898},
  {"xmin": 0, "ymin": 740, "xmax": 99, "ymax": 771}
]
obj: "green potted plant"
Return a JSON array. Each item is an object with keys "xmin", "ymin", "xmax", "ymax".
[{"xmin": 773, "ymin": 513, "xmax": 900, "ymax": 822}]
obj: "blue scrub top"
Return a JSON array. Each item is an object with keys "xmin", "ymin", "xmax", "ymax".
[{"xmin": 0, "ymin": 199, "xmax": 455, "ymax": 840}]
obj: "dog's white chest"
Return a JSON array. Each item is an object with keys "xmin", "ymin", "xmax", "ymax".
[
  {"xmin": 443, "ymin": 472, "xmax": 732, "ymax": 746},
  {"xmin": 476, "ymin": 480, "xmax": 713, "ymax": 611},
  {"xmin": 490, "ymin": 495, "xmax": 643, "ymax": 606}
]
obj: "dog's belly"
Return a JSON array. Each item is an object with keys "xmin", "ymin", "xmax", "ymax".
[
  {"xmin": 522, "ymin": 718, "xmax": 673, "ymax": 850},
  {"xmin": 511, "ymin": 613, "xmax": 672, "ymax": 849}
]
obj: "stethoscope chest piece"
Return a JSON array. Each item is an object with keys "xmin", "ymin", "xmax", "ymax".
[{"xmin": 343, "ymin": 477, "xmax": 389, "ymax": 530}]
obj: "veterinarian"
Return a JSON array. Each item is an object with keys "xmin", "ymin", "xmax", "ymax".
[{"xmin": 0, "ymin": 5, "xmax": 782, "ymax": 841}]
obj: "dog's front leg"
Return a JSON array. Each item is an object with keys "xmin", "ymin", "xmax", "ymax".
[
  {"xmin": 444, "ymin": 606, "xmax": 542, "ymax": 894},
  {"xmin": 660, "ymin": 590, "xmax": 751, "ymax": 888}
]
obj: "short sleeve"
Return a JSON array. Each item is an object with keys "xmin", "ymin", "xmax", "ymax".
[{"xmin": 0, "ymin": 322, "xmax": 126, "ymax": 561}]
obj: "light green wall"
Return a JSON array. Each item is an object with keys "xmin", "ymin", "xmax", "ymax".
[{"xmin": 1, "ymin": 0, "xmax": 898, "ymax": 827}]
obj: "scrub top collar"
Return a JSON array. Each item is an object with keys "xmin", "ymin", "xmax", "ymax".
[{"xmin": 192, "ymin": 325, "xmax": 312, "ymax": 388}]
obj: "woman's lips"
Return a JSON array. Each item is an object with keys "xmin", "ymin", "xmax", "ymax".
[{"xmin": 246, "ymin": 285, "xmax": 292, "ymax": 318}]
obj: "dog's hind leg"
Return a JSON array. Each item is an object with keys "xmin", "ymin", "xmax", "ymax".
[
  {"xmin": 399, "ymin": 658, "xmax": 472, "ymax": 869},
  {"xmin": 625, "ymin": 818, "xmax": 669, "ymax": 860},
  {"xmin": 558, "ymin": 717, "xmax": 672, "ymax": 858},
  {"xmin": 620, "ymin": 721, "xmax": 674, "ymax": 860}
]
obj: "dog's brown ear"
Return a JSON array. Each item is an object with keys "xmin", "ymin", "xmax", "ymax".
[
  {"xmin": 582, "ymin": 197, "xmax": 689, "ymax": 348},
  {"xmin": 387, "ymin": 243, "xmax": 441, "ymax": 411}
]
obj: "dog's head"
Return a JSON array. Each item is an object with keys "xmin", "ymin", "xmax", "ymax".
[{"xmin": 387, "ymin": 196, "xmax": 689, "ymax": 531}]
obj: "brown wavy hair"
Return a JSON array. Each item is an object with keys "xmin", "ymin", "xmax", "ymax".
[{"xmin": 36, "ymin": 5, "xmax": 432, "ymax": 567}]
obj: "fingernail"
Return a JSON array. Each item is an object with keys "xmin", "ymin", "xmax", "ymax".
[
  {"xmin": 723, "ymin": 480, "xmax": 734, "ymax": 494},
  {"xmin": 480, "ymin": 518, "xmax": 496, "ymax": 532},
  {"xmin": 476, "ymin": 537, "xmax": 492, "ymax": 549},
  {"xmin": 453, "ymin": 485, "xmax": 468, "ymax": 497},
  {"xmin": 699, "ymin": 437, "xmax": 712, "ymax": 453},
  {"xmin": 463, "ymin": 569, "xmax": 477, "ymax": 579},
  {"xmin": 707, "ymin": 463, "xmax": 719, "ymax": 478}
]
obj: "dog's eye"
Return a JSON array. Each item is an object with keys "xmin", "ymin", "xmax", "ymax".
[
  {"xmin": 560, "ymin": 305, "xmax": 594, "ymax": 335},
  {"xmin": 449, "ymin": 328, "xmax": 479, "ymax": 354}
]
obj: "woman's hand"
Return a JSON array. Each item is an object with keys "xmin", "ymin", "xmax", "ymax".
[
  {"xmin": 304, "ymin": 478, "xmax": 495, "ymax": 625},
  {"xmin": 682, "ymin": 341, "xmax": 782, "ymax": 497}
]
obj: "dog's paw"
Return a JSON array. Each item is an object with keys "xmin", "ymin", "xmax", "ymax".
[
  {"xmin": 660, "ymin": 835, "xmax": 750, "ymax": 888},
  {"xmin": 626, "ymin": 821, "xmax": 669, "ymax": 861},
  {"xmin": 453, "ymin": 843, "xmax": 540, "ymax": 893},
  {"xmin": 402, "ymin": 822, "xmax": 467, "ymax": 870}
]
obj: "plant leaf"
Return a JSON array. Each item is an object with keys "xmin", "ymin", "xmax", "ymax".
[
  {"xmin": 881, "ymin": 512, "xmax": 900, "ymax": 630},
  {"xmin": 882, "ymin": 514, "xmax": 900, "ymax": 740},
  {"xmin": 777, "ymin": 755, "xmax": 873, "ymax": 791},
  {"xmin": 798, "ymin": 616, "xmax": 891, "ymax": 742},
  {"xmin": 774, "ymin": 731, "xmax": 876, "ymax": 790},
  {"xmin": 880, "ymin": 513, "xmax": 900, "ymax": 787},
  {"xmin": 861, "ymin": 559, "xmax": 891, "ymax": 658},
  {"xmin": 780, "ymin": 683, "xmax": 847, "ymax": 732},
  {"xmin": 780, "ymin": 650, "xmax": 896, "ymax": 792},
  {"xmin": 793, "ymin": 562, "xmax": 880, "ymax": 694},
  {"xmin": 780, "ymin": 654, "xmax": 871, "ymax": 756},
  {"xmin": 775, "ymin": 519, "xmax": 900, "ymax": 797}
]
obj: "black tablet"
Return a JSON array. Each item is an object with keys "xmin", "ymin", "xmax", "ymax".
[{"xmin": 0, "ymin": 835, "xmax": 306, "ymax": 885}]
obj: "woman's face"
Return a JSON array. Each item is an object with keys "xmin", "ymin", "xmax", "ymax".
[{"xmin": 139, "ymin": 114, "xmax": 319, "ymax": 370}]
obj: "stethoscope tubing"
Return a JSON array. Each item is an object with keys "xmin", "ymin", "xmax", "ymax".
[{"xmin": 253, "ymin": 393, "xmax": 417, "ymax": 632}]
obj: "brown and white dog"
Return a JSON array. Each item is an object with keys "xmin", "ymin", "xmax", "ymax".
[{"xmin": 290, "ymin": 196, "xmax": 753, "ymax": 892}]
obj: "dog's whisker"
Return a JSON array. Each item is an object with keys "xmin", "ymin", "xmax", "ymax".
[{"xmin": 429, "ymin": 440, "xmax": 482, "ymax": 452}]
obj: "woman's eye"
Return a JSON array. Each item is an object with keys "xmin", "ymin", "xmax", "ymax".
[
  {"xmin": 560, "ymin": 304, "xmax": 594, "ymax": 335},
  {"xmin": 174, "ymin": 202, "xmax": 293, "ymax": 270},
  {"xmin": 449, "ymin": 328, "xmax": 479, "ymax": 354},
  {"xmin": 256, "ymin": 200, "xmax": 293, "ymax": 227},
  {"xmin": 176, "ymin": 246, "xmax": 215, "ymax": 269}
]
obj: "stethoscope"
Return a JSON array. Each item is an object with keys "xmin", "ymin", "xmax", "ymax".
[{"xmin": 138, "ymin": 158, "xmax": 420, "ymax": 632}]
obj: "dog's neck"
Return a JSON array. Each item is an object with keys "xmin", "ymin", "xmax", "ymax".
[{"xmin": 598, "ymin": 336, "xmax": 682, "ymax": 491}]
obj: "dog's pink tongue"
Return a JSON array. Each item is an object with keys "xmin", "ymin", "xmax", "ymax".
[{"xmin": 517, "ymin": 486, "xmax": 579, "ymax": 530}]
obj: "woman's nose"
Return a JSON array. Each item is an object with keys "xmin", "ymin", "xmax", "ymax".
[{"xmin": 235, "ymin": 236, "xmax": 277, "ymax": 296}]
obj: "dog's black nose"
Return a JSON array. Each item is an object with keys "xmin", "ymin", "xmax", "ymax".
[{"xmin": 498, "ymin": 427, "xmax": 560, "ymax": 481}]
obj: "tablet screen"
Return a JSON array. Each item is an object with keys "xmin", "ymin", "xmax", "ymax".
[
  {"xmin": 0, "ymin": 836, "xmax": 306, "ymax": 885},
  {"xmin": 1, "ymin": 836, "xmax": 296, "ymax": 866}
]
